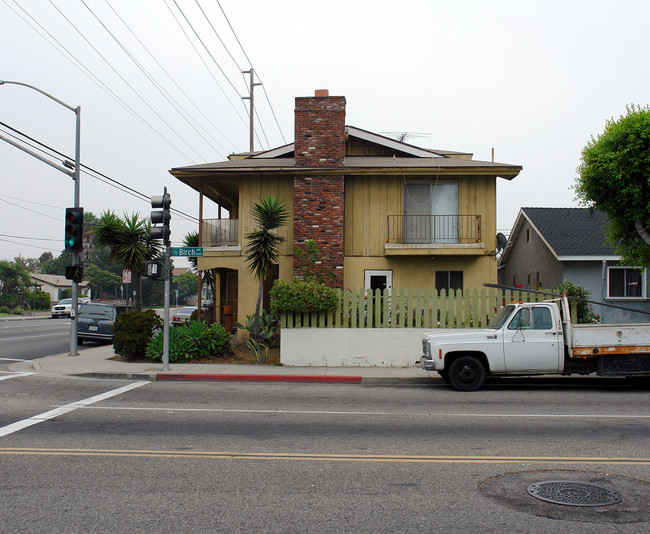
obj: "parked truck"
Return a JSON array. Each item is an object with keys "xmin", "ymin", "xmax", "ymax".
[{"xmin": 420, "ymin": 295, "xmax": 650, "ymax": 390}]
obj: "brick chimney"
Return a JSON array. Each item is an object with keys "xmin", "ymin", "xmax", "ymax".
[
  {"xmin": 293, "ymin": 91, "xmax": 346, "ymax": 288},
  {"xmin": 294, "ymin": 90, "xmax": 346, "ymax": 167}
]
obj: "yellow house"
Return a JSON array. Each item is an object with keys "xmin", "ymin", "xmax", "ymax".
[{"xmin": 170, "ymin": 90, "xmax": 521, "ymax": 338}]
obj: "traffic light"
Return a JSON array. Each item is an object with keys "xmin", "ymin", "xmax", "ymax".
[
  {"xmin": 151, "ymin": 188, "xmax": 171, "ymax": 247},
  {"xmin": 64, "ymin": 207, "xmax": 84, "ymax": 252}
]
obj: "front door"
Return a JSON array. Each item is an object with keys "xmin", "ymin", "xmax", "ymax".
[{"xmin": 503, "ymin": 305, "xmax": 562, "ymax": 372}]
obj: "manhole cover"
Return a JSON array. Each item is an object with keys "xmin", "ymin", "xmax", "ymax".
[{"xmin": 527, "ymin": 480, "xmax": 622, "ymax": 507}]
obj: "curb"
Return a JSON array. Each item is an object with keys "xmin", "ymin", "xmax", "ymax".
[{"xmin": 156, "ymin": 373, "xmax": 363, "ymax": 383}]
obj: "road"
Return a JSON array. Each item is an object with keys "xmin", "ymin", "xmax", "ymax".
[
  {"xmin": 0, "ymin": 372, "xmax": 648, "ymax": 533},
  {"xmin": 0, "ymin": 316, "xmax": 88, "ymax": 362}
]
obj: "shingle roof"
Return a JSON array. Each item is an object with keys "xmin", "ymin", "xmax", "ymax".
[{"xmin": 523, "ymin": 207, "xmax": 617, "ymax": 257}]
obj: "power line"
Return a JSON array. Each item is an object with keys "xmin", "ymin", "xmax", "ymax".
[
  {"xmin": 81, "ymin": 0, "xmax": 228, "ymax": 159},
  {"xmin": 0, "ymin": 121, "xmax": 198, "ymax": 223},
  {"xmin": 47, "ymin": 0, "xmax": 206, "ymax": 161},
  {"xmin": 102, "ymin": 0, "xmax": 238, "ymax": 154},
  {"xmin": 4, "ymin": 0, "xmax": 198, "ymax": 163},
  {"xmin": 167, "ymin": 0, "xmax": 249, "ymax": 127},
  {"xmin": 215, "ymin": 0, "xmax": 286, "ymax": 144},
  {"xmin": 0, "ymin": 233, "xmax": 60, "ymax": 242}
]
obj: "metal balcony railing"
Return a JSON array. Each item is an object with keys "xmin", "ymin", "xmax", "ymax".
[
  {"xmin": 387, "ymin": 215, "xmax": 481, "ymax": 244},
  {"xmin": 201, "ymin": 219, "xmax": 239, "ymax": 247}
]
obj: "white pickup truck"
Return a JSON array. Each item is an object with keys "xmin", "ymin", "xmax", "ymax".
[{"xmin": 420, "ymin": 296, "xmax": 650, "ymax": 390}]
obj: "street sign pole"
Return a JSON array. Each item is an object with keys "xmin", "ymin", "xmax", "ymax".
[{"xmin": 162, "ymin": 245, "xmax": 171, "ymax": 371}]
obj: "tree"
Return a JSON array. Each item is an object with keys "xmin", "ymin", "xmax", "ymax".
[
  {"xmin": 0, "ymin": 259, "xmax": 33, "ymax": 308},
  {"xmin": 576, "ymin": 104, "xmax": 650, "ymax": 266},
  {"xmin": 183, "ymin": 231, "xmax": 215, "ymax": 306},
  {"xmin": 173, "ymin": 270, "xmax": 199, "ymax": 304},
  {"xmin": 244, "ymin": 195, "xmax": 288, "ymax": 340},
  {"xmin": 84, "ymin": 263, "xmax": 123, "ymax": 299},
  {"xmin": 94, "ymin": 211, "xmax": 160, "ymax": 310}
]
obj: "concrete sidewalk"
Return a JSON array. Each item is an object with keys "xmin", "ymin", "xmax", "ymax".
[{"xmin": 9, "ymin": 344, "xmax": 433, "ymax": 385}]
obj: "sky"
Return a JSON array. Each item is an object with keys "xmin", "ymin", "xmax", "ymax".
[{"xmin": 1, "ymin": 0, "xmax": 649, "ymax": 267}]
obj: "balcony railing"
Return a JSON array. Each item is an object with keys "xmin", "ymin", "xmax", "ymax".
[
  {"xmin": 201, "ymin": 218, "xmax": 239, "ymax": 247},
  {"xmin": 387, "ymin": 215, "xmax": 481, "ymax": 244}
]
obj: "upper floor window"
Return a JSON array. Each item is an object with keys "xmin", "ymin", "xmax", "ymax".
[
  {"xmin": 404, "ymin": 181, "xmax": 459, "ymax": 244},
  {"xmin": 607, "ymin": 267, "xmax": 647, "ymax": 299}
]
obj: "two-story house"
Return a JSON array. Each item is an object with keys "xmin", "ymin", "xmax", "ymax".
[{"xmin": 170, "ymin": 90, "xmax": 522, "ymax": 334}]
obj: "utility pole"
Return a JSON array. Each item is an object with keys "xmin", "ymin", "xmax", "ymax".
[{"xmin": 242, "ymin": 68, "xmax": 261, "ymax": 152}]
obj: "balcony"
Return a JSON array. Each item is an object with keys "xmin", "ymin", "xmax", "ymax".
[
  {"xmin": 201, "ymin": 218, "xmax": 239, "ymax": 247},
  {"xmin": 385, "ymin": 215, "xmax": 483, "ymax": 255}
]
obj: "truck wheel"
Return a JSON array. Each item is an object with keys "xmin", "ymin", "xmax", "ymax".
[
  {"xmin": 448, "ymin": 356, "xmax": 486, "ymax": 391},
  {"xmin": 77, "ymin": 338, "xmax": 84, "ymax": 345}
]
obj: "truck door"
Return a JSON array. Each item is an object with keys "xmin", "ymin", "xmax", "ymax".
[{"xmin": 503, "ymin": 305, "xmax": 562, "ymax": 372}]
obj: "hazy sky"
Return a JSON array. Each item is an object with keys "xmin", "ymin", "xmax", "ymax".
[{"xmin": 1, "ymin": 0, "xmax": 648, "ymax": 266}]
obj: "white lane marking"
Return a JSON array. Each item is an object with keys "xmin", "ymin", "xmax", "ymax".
[
  {"xmin": 0, "ymin": 381, "xmax": 149, "ymax": 437},
  {"xmin": 2, "ymin": 333, "xmax": 69, "ymax": 342},
  {"xmin": 81, "ymin": 406, "xmax": 650, "ymax": 418},
  {"xmin": 0, "ymin": 372, "xmax": 35, "ymax": 381},
  {"xmin": 0, "ymin": 358, "xmax": 29, "ymax": 362}
]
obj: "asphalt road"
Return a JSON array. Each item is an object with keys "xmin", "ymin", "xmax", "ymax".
[{"xmin": 0, "ymin": 374, "xmax": 648, "ymax": 533}]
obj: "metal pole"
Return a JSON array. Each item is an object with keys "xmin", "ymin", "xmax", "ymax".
[
  {"xmin": 70, "ymin": 106, "xmax": 81, "ymax": 356},
  {"xmin": 162, "ymin": 246, "xmax": 171, "ymax": 371},
  {"xmin": 241, "ymin": 69, "xmax": 261, "ymax": 152}
]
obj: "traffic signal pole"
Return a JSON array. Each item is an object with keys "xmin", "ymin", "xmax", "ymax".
[
  {"xmin": 162, "ymin": 245, "xmax": 171, "ymax": 371},
  {"xmin": 151, "ymin": 187, "xmax": 172, "ymax": 371}
]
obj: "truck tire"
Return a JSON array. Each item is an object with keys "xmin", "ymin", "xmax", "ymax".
[{"xmin": 447, "ymin": 356, "xmax": 486, "ymax": 391}]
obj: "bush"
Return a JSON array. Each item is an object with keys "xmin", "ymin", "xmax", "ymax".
[
  {"xmin": 553, "ymin": 280, "xmax": 600, "ymax": 323},
  {"xmin": 236, "ymin": 309, "xmax": 280, "ymax": 346},
  {"xmin": 114, "ymin": 309, "xmax": 163, "ymax": 361},
  {"xmin": 270, "ymin": 279, "xmax": 339, "ymax": 314},
  {"xmin": 146, "ymin": 321, "xmax": 232, "ymax": 362},
  {"xmin": 11, "ymin": 308, "xmax": 25, "ymax": 315},
  {"xmin": 0, "ymin": 306, "xmax": 11, "ymax": 315}
]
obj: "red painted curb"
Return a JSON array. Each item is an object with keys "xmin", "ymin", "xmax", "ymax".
[{"xmin": 156, "ymin": 373, "xmax": 363, "ymax": 384}]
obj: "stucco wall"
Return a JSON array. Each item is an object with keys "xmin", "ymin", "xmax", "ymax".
[{"xmin": 281, "ymin": 328, "xmax": 425, "ymax": 367}]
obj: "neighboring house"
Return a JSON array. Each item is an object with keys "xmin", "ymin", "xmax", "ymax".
[
  {"xmin": 29, "ymin": 273, "xmax": 91, "ymax": 303},
  {"xmin": 169, "ymin": 90, "xmax": 522, "ymax": 334},
  {"xmin": 498, "ymin": 207, "xmax": 649, "ymax": 323}
]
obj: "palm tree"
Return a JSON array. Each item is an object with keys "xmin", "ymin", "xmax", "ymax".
[
  {"xmin": 94, "ymin": 211, "xmax": 160, "ymax": 310},
  {"xmin": 244, "ymin": 194, "xmax": 288, "ymax": 340}
]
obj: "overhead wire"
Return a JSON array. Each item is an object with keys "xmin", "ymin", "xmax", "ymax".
[
  {"xmin": 215, "ymin": 0, "xmax": 287, "ymax": 144},
  {"xmin": 3, "ymin": 0, "xmax": 198, "ymax": 164},
  {"xmin": 167, "ymin": 0, "xmax": 249, "ymax": 128},
  {"xmin": 81, "ymin": 0, "xmax": 228, "ymax": 159},
  {"xmin": 0, "ymin": 121, "xmax": 198, "ymax": 223},
  {"xmin": 47, "ymin": 0, "xmax": 207, "ymax": 162},
  {"xmin": 102, "ymin": 0, "xmax": 238, "ymax": 154}
]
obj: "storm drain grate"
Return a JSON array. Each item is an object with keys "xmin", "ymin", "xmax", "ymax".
[{"xmin": 527, "ymin": 480, "xmax": 622, "ymax": 507}]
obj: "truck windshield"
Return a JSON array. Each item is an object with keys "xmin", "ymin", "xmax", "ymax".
[{"xmin": 489, "ymin": 305, "xmax": 516, "ymax": 329}]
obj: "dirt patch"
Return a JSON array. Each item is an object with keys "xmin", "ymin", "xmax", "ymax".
[{"xmin": 112, "ymin": 345, "xmax": 281, "ymax": 365}]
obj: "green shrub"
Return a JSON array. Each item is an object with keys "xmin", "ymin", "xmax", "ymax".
[
  {"xmin": 553, "ymin": 280, "xmax": 600, "ymax": 323},
  {"xmin": 114, "ymin": 309, "xmax": 163, "ymax": 361},
  {"xmin": 270, "ymin": 279, "xmax": 339, "ymax": 314},
  {"xmin": 11, "ymin": 308, "xmax": 25, "ymax": 315},
  {"xmin": 235, "ymin": 309, "xmax": 280, "ymax": 346},
  {"xmin": 0, "ymin": 306, "xmax": 11, "ymax": 315},
  {"xmin": 146, "ymin": 321, "xmax": 232, "ymax": 362}
]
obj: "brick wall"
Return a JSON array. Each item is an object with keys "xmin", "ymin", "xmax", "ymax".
[{"xmin": 293, "ymin": 92, "xmax": 346, "ymax": 288}]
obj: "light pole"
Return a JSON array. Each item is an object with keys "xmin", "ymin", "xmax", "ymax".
[{"xmin": 0, "ymin": 80, "xmax": 81, "ymax": 355}]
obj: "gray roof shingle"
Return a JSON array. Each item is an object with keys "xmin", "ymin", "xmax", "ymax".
[{"xmin": 523, "ymin": 207, "xmax": 616, "ymax": 257}]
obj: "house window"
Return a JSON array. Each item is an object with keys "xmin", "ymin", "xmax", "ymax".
[
  {"xmin": 435, "ymin": 270, "xmax": 463, "ymax": 292},
  {"xmin": 607, "ymin": 267, "xmax": 647, "ymax": 299},
  {"xmin": 404, "ymin": 181, "xmax": 459, "ymax": 243},
  {"xmin": 526, "ymin": 228, "xmax": 531, "ymax": 242},
  {"xmin": 536, "ymin": 272, "xmax": 542, "ymax": 287}
]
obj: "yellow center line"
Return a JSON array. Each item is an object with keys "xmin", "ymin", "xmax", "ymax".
[{"xmin": 1, "ymin": 448, "xmax": 649, "ymax": 465}]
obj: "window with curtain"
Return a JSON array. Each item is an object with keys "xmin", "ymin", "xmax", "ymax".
[
  {"xmin": 404, "ymin": 181, "xmax": 459, "ymax": 243},
  {"xmin": 607, "ymin": 267, "xmax": 646, "ymax": 298}
]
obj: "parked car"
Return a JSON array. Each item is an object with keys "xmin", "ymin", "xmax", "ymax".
[
  {"xmin": 77, "ymin": 303, "xmax": 118, "ymax": 344},
  {"xmin": 172, "ymin": 306, "xmax": 197, "ymax": 326},
  {"xmin": 51, "ymin": 297, "xmax": 90, "ymax": 318}
]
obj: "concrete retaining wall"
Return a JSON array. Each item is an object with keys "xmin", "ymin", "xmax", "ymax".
[{"xmin": 280, "ymin": 328, "xmax": 426, "ymax": 367}]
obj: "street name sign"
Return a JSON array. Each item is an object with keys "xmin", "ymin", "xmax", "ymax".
[{"xmin": 171, "ymin": 247, "xmax": 204, "ymax": 257}]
